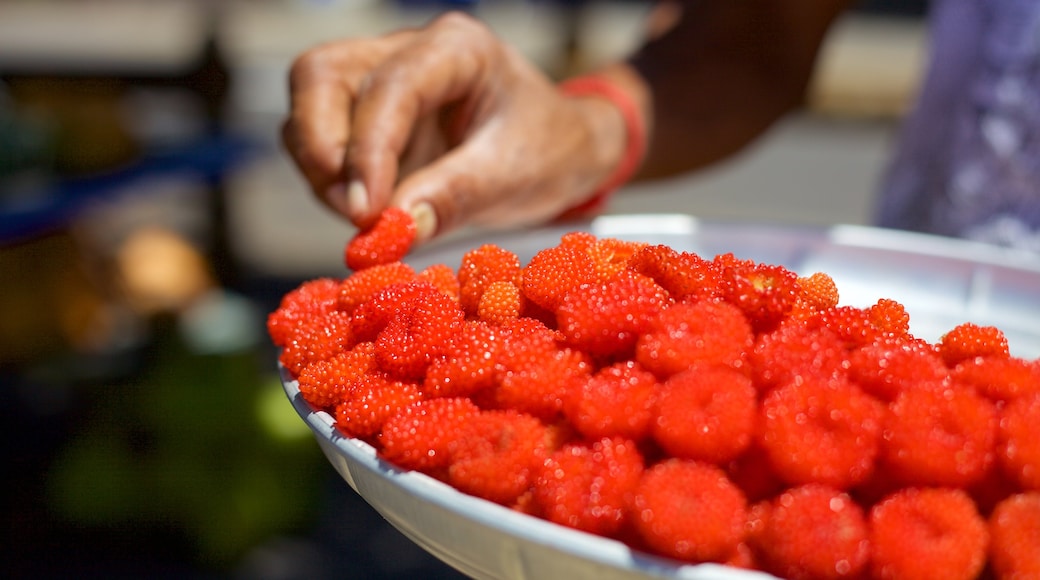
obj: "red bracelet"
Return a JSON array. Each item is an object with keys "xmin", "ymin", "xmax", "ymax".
[{"xmin": 556, "ymin": 74, "xmax": 647, "ymax": 219}]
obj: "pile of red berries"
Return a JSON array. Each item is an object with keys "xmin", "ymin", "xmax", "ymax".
[{"xmin": 270, "ymin": 209, "xmax": 1040, "ymax": 579}]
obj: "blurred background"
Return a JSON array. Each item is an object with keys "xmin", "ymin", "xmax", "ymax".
[{"xmin": 1, "ymin": 0, "xmax": 926, "ymax": 578}]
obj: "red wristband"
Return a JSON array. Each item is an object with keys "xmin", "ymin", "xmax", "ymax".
[{"xmin": 556, "ymin": 74, "xmax": 647, "ymax": 219}]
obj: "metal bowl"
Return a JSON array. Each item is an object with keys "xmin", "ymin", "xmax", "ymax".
[{"xmin": 280, "ymin": 215, "xmax": 1040, "ymax": 580}]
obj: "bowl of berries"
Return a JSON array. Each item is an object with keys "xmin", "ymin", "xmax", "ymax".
[{"xmin": 273, "ymin": 213, "xmax": 1040, "ymax": 580}]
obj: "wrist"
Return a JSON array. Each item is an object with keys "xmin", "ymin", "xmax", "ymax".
[{"xmin": 556, "ymin": 71, "xmax": 649, "ymax": 219}]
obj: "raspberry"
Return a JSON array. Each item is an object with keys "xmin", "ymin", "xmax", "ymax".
[
  {"xmin": 457, "ymin": 244, "xmax": 521, "ymax": 316},
  {"xmin": 751, "ymin": 484, "xmax": 869, "ymax": 580},
  {"xmin": 794, "ymin": 272, "xmax": 839, "ymax": 312},
  {"xmin": 534, "ymin": 436, "xmax": 644, "ymax": 537},
  {"xmin": 810, "ymin": 305, "xmax": 882, "ymax": 349},
  {"xmin": 953, "ymin": 355, "xmax": 1040, "ymax": 402},
  {"xmin": 337, "ymin": 261, "xmax": 416, "ymax": 314},
  {"xmin": 652, "ymin": 364, "xmax": 757, "ymax": 464},
  {"xmin": 868, "ymin": 298, "xmax": 911, "ymax": 338},
  {"xmin": 847, "ymin": 336, "xmax": 946, "ymax": 402},
  {"xmin": 586, "ymin": 236, "xmax": 648, "ymax": 279},
  {"xmin": 989, "ymin": 492, "xmax": 1040, "ymax": 579},
  {"xmin": 627, "ymin": 245, "xmax": 723, "ymax": 301},
  {"xmin": 267, "ymin": 277, "xmax": 341, "ymax": 347},
  {"xmin": 278, "ymin": 309, "xmax": 355, "ymax": 377},
  {"xmin": 335, "ymin": 374, "xmax": 422, "ymax": 439},
  {"xmin": 373, "ymin": 288, "xmax": 464, "ymax": 380},
  {"xmin": 349, "ymin": 280, "xmax": 438, "ymax": 343},
  {"xmin": 423, "ymin": 320, "xmax": 503, "ymax": 398},
  {"xmin": 720, "ymin": 260, "xmax": 800, "ymax": 332},
  {"xmin": 558, "ymin": 231, "xmax": 596, "ymax": 252},
  {"xmin": 635, "ymin": 299, "xmax": 754, "ymax": 378},
  {"xmin": 750, "ymin": 320, "xmax": 848, "ymax": 393},
  {"xmin": 869, "ymin": 488, "xmax": 988, "ymax": 580},
  {"xmin": 477, "ymin": 280, "xmax": 522, "ymax": 326},
  {"xmin": 939, "ymin": 322, "xmax": 1010, "ymax": 367},
  {"xmin": 759, "ymin": 376, "xmax": 883, "ymax": 489},
  {"xmin": 882, "ymin": 384, "xmax": 998, "ymax": 487},
  {"xmin": 446, "ymin": 410, "xmax": 551, "ymax": 505},
  {"xmin": 521, "ymin": 245, "xmax": 599, "ymax": 312},
  {"xmin": 493, "ymin": 346, "xmax": 591, "ymax": 421},
  {"xmin": 344, "ymin": 207, "xmax": 416, "ymax": 271},
  {"xmin": 557, "ymin": 270, "xmax": 670, "ymax": 358},
  {"xmin": 296, "ymin": 343, "xmax": 376, "ymax": 410},
  {"xmin": 998, "ymin": 392, "xmax": 1040, "ymax": 490},
  {"xmin": 565, "ymin": 360, "xmax": 658, "ymax": 441},
  {"xmin": 377, "ymin": 397, "xmax": 481, "ymax": 475},
  {"xmin": 417, "ymin": 263, "xmax": 460, "ymax": 301},
  {"xmin": 629, "ymin": 459, "xmax": 747, "ymax": 563}
]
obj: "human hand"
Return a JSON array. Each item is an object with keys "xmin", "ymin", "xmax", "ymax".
[{"xmin": 282, "ymin": 12, "xmax": 636, "ymax": 243}]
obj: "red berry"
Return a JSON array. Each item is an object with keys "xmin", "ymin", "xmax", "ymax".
[
  {"xmin": 847, "ymin": 336, "xmax": 946, "ymax": 402},
  {"xmin": 457, "ymin": 244, "xmax": 521, "ymax": 317},
  {"xmin": 337, "ymin": 261, "xmax": 417, "ymax": 314},
  {"xmin": 998, "ymin": 392, "xmax": 1040, "ymax": 490},
  {"xmin": 534, "ymin": 437, "xmax": 644, "ymax": 537},
  {"xmin": 447, "ymin": 410, "xmax": 551, "ymax": 505},
  {"xmin": 869, "ymin": 488, "xmax": 988, "ymax": 580},
  {"xmin": 630, "ymin": 459, "xmax": 747, "ymax": 563},
  {"xmin": 267, "ymin": 277, "xmax": 341, "ymax": 348},
  {"xmin": 296, "ymin": 343, "xmax": 376, "ymax": 410},
  {"xmin": 626, "ymin": 245, "xmax": 722, "ymax": 301},
  {"xmin": 557, "ymin": 270, "xmax": 670, "ymax": 358},
  {"xmin": 477, "ymin": 280, "xmax": 522, "ymax": 326},
  {"xmin": 760, "ymin": 376, "xmax": 883, "ymax": 489},
  {"xmin": 565, "ymin": 360, "xmax": 658, "ymax": 441},
  {"xmin": 521, "ymin": 245, "xmax": 599, "ymax": 312},
  {"xmin": 882, "ymin": 383, "xmax": 998, "ymax": 488},
  {"xmin": 344, "ymin": 207, "xmax": 416, "ymax": 271},
  {"xmin": 751, "ymin": 320, "xmax": 848, "ymax": 394},
  {"xmin": 989, "ymin": 492, "xmax": 1040, "ymax": 579},
  {"xmin": 953, "ymin": 355, "xmax": 1040, "ymax": 402},
  {"xmin": 423, "ymin": 320, "xmax": 503, "ymax": 398},
  {"xmin": 635, "ymin": 299, "xmax": 754, "ymax": 379},
  {"xmin": 278, "ymin": 309, "xmax": 355, "ymax": 377},
  {"xmin": 939, "ymin": 322, "xmax": 1010, "ymax": 367},
  {"xmin": 652, "ymin": 364, "xmax": 757, "ymax": 464},
  {"xmin": 752, "ymin": 484, "xmax": 869, "ymax": 580},
  {"xmin": 335, "ymin": 374, "xmax": 422, "ymax": 439},
  {"xmin": 378, "ymin": 397, "xmax": 481, "ymax": 475}
]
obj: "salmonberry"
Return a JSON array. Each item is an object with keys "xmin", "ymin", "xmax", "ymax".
[
  {"xmin": 882, "ymin": 383, "xmax": 998, "ymax": 488},
  {"xmin": 751, "ymin": 484, "xmax": 869, "ymax": 580},
  {"xmin": 627, "ymin": 245, "xmax": 723, "ymax": 301},
  {"xmin": 565, "ymin": 360, "xmax": 658, "ymax": 441},
  {"xmin": 939, "ymin": 322, "xmax": 1010, "ymax": 367},
  {"xmin": 337, "ymin": 261, "xmax": 416, "ymax": 314},
  {"xmin": 869, "ymin": 488, "xmax": 988, "ymax": 580},
  {"xmin": 268, "ymin": 277, "xmax": 341, "ymax": 347},
  {"xmin": 378, "ymin": 398, "xmax": 481, "ymax": 475},
  {"xmin": 344, "ymin": 207, "xmax": 416, "ymax": 271},
  {"xmin": 534, "ymin": 436, "xmax": 644, "ymax": 537},
  {"xmin": 635, "ymin": 299, "xmax": 754, "ymax": 378},
  {"xmin": 629, "ymin": 459, "xmax": 747, "ymax": 563},
  {"xmin": 953, "ymin": 355, "xmax": 1040, "ymax": 402},
  {"xmin": 989, "ymin": 492, "xmax": 1040, "ymax": 579},
  {"xmin": 750, "ymin": 320, "xmax": 848, "ymax": 393},
  {"xmin": 296, "ymin": 343, "xmax": 376, "ymax": 410},
  {"xmin": 652, "ymin": 364, "xmax": 757, "ymax": 464},
  {"xmin": 521, "ymin": 245, "xmax": 599, "ymax": 312},
  {"xmin": 423, "ymin": 320, "xmax": 503, "ymax": 398},
  {"xmin": 447, "ymin": 410, "xmax": 552, "ymax": 505},
  {"xmin": 335, "ymin": 374, "xmax": 422, "ymax": 439},
  {"xmin": 760, "ymin": 375, "xmax": 883, "ymax": 489},
  {"xmin": 477, "ymin": 280, "xmax": 522, "ymax": 326},
  {"xmin": 998, "ymin": 392, "xmax": 1040, "ymax": 490},
  {"xmin": 557, "ymin": 270, "xmax": 670, "ymax": 359},
  {"xmin": 457, "ymin": 244, "xmax": 521, "ymax": 317}
]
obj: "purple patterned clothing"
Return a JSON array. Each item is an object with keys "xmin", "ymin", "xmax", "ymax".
[{"xmin": 876, "ymin": 0, "xmax": 1040, "ymax": 251}]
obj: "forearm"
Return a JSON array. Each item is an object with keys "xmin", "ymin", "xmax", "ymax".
[{"xmin": 625, "ymin": 0, "xmax": 853, "ymax": 179}]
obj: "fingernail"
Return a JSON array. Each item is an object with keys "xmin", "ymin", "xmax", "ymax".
[
  {"xmin": 326, "ymin": 182, "xmax": 351, "ymax": 216},
  {"xmin": 409, "ymin": 201, "xmax": 437, "ymax": 242},
  {"xmin": 347, "ymin": 179, "xmax": 369, "ymax": 215}
]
